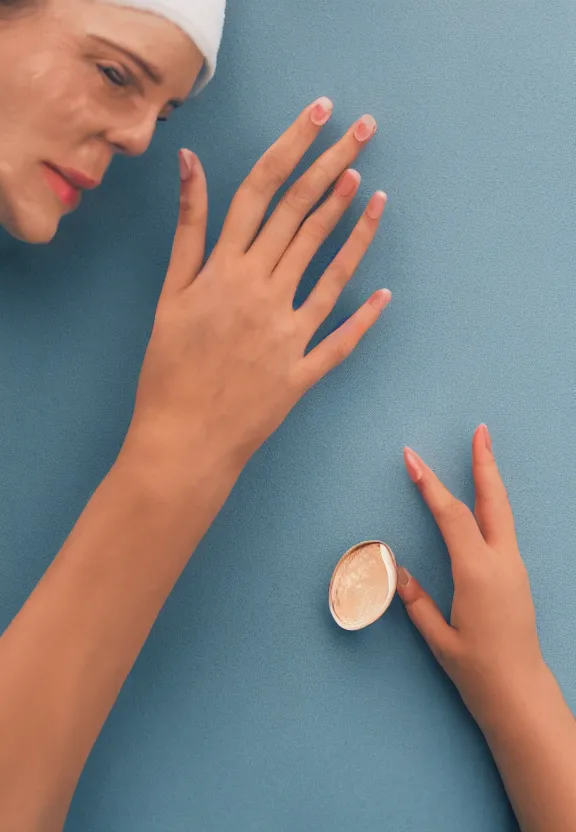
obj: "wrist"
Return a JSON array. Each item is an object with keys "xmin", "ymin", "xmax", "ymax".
[
  {"xmin": 116, "ymin": 419, "xmax": 244, "ymax": 508},
  {"xmin": 462, "ymin": 659, "xmax": 558, "ymax": 737},
  {"xmin": 120, "ymin": 414, "xmax": 246, "ymax": 491}
]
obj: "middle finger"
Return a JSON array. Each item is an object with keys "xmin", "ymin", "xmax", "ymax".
[
  {"xmin": 248, "ymin": 114, "xmax": 378, "ymax": 274},
  {"xmin": 219, "ymin": 97, "xmax": 335, "ymax": 253}
]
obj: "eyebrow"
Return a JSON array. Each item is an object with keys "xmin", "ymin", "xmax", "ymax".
[{"xmin": 90, "ymin": 35, "xmax": 184, "ymax": 109}]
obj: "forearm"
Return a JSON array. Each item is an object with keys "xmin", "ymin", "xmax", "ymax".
[
  {"xmin": 474, "ymin": 664, "xmax": 576, "ymax": 832},
  {"xmin": 0, "ymin": 437, "xmax": 240, "ymax": 832}
]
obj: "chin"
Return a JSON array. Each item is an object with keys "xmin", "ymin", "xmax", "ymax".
[{"xmin": 3, "ymin": 200, "xmax": 61, "ymax": 245}]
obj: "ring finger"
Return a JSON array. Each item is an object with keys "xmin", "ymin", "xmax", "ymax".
[
  {"xmin": 295, "ymin": 190, "xmax": 387, "ymax": 336},
  {"xmin": 272, "ymin": 168, "xmax": 362, "ymax": 294}
]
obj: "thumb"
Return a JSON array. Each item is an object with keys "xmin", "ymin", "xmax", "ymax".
[
  {"xmin": 162, "ymin": 148, "xmax": 208, "ymax": 296},
  {"xmin": 396, "ymin": 567, "xmax": 458, "ymax": 666}
]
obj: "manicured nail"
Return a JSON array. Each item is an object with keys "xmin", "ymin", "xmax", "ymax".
[
  {"xmin": 404, "ymin": 447, "xmax": 424, "ymax": 483},
  {"xmin": 370, "ymin": 288, "xmax": 392, "ymax": 312},
  {"xmin": 335, "ymin": 168, "xmax": 361, "ymax": 197},
  {"xmin": 397, "ymin": 566, "xmax": 411, "ymax": 588},
  {"xmin": 480, "ymin": 423, "xmax": 492, "ymax": 453},
  {"xmin": 354, "ymin": 114, "xmax": 377, "ymax": 142},
  {"xmin": 310, "ymin": 96, "xmax": 334, "ymax": 126},
  {"xmin": 178, "ymin": 149, "xmax": 196, "ymax": 181},
  {"xmin": 366, "ymin": 191, "xmax": 387, "ymax": 220}
]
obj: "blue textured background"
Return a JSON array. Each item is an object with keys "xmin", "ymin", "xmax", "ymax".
[{"xmin": 1, "ymin": 1, "xmax": 575, "ymax": 829}]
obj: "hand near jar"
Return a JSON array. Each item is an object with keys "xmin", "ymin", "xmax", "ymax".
[{"xmin": 397, "ymin": 424, "xmax": 576, "ymax": 832}]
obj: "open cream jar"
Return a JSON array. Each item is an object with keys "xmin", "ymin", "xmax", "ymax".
[{"xmin": 329, "ymin": 541, "xmax": 398, "ymax": 630}]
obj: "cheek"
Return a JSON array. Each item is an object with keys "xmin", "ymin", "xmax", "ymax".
[
  {"xmin": 1, "ymin": 51, "xmax": 110, "ymax": 157},
  {"xmin": 0, "ymin": 55, "xmax": 101, "ymax": 240},
  {"xmin": 32, "ymin": 60, "xmax": 104, "ymax": 143}
]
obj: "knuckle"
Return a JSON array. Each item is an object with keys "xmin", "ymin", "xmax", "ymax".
[
  {"xmin": 286, "ymin": 167, "xmax": 328, "ymax": 212},
  {"xmin": 433, "ymin": 637, "xmax": 461, "ymax": 669},
  {"xmin": 333, "ymin": 336, "xmax": 352, "ymax": 365},
  {"xmin": 255, "ymin": 152, "xmax": 288, "ymax": 191},
  {"xmin": 485, "ymin": 487, "xmax": 510, "ymax": 509},
  {"xmin": 438, "ymin": 498, "xmax": 470, "ymax": 526},
  {"xmin": 178, "ymin": 191, "xmax": 194, "ymax": 215},
  {"xmin": 326, "ymin": 260, "xmax": 350, "ymax": 287},
  {"xmin": 304, "ymin": 213, "xmax": 329, "ymax": 241},
  {"xmin": 285, "ymin": 181, "xmax": 316, "ymax": 213},
  {"xmin": 312, "ymin": 157, "xmax": 333, "ymax": 183},
  {"xmin": 307, "ymin": 285, "xmax": 336, "ymax": 319},
  {"xmin": 479, "ymin": 474, "xmax": 512, "ymax": 507},
  {"xmin": 475, "ymin": 457, "xmax": 499, "ymax": 477}
]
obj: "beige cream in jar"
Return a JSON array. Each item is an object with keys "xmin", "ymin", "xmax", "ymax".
[{"xmin": 329, "ymin": 540, "xmax": 398, "ymax": 630}]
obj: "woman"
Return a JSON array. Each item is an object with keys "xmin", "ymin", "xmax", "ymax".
[
  {"xmin": 0, "ymin": 0, "xmax": 210, "ymax": 243},
  {"xmin": 0, "ymin": 0, "xmax": 574, "ymax": 830}
]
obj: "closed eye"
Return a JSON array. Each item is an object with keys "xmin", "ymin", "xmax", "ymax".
[{"xmin": 98, "ymin": 64, "xmax": 129, "ymax": 87}]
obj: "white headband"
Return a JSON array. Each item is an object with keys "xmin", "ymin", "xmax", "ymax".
[{"xmin": 101, "ymin": 0, "xmax": 226, "ymax": 95}]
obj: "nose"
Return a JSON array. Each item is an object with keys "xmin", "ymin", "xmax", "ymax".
[{"xmin": 103, "ymin": 110, "xmax": 159, "ymax": 157}]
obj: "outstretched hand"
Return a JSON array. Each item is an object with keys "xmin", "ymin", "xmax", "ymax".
[
  {"xmin": 128, "ymin": 98, "xmax": 390, "ymax": 474},
  {"xmin": 397, "ymin": 425, "xmax": 544, "ymax": 724}
]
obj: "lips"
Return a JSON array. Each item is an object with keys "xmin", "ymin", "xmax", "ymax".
[
  {"xmin": 41, "ymin": 163, "xmax": 101, "ymax": 210},
  {"xmin": 42, "ymin": 164, "xmax": 81, "ymax": 209},
  {"xmin": 56, "ymin": 166, "xmax": 100, "ymax": 190}
]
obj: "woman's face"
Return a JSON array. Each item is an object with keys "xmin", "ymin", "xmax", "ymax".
[{"xmin": 0, "ymin": 0, "xmax": 204, "ymax": 243}]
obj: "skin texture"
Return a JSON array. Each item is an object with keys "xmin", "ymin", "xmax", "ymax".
[
  {"xmin": 0, "ymin": 0, "xmax": 203, "ymax": 243},
  {"xmin": 0, "ymin": 98, "xmax": 389, "ymax": 832},
  {"xmin": 397, "ymin": 425, "xmax": 576, "ymax": 832}
]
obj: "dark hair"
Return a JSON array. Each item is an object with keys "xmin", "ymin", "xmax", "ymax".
[{"xmin": 0, "ymin": 0, "xmax": 40, "ymax": 17}]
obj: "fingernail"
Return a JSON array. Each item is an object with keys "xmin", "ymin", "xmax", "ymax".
[
  {"xmin": 354, "ymin": 114, "xmax": 377, "ymax": 142},
  {"xmin": 397, "ymin": 566, "xmax": 411, "ymax": 588},
  {"xmin": 178, "ymin": 148, "xmax": 196, "ymax": 181},
  {"xmin": 335, "ymin": 168, "xmax": 361, "ymax": 198},
  {"xmin": 480, "ymin": 423, "xmax": 492, "ymax": 453},
  {"xmin": 404, "ymin": 447, "xmax": 424, "ymax": 483},
  {"xmin": 370, "ymin": 288, "xmax": 392, "ymax": 312},
  {"xmin": 310, "ymin": 96, "xmax": 334, "ymax": 126},
  {"xmin": 366, "ymin": 191, "xmax": 387, "ymax": 220}
]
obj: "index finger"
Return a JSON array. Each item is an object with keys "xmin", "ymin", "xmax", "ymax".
[
  {"xmin": 404, "ymin": 447, "xmax": 485, "ymax": 559},
  {"xmin": 219, "ymin": 97, "xmax": 334, "ymax": 252}
]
